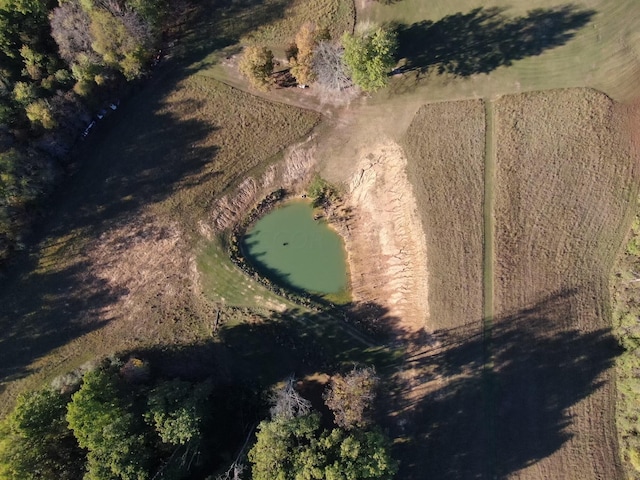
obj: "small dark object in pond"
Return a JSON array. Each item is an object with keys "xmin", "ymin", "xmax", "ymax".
[{"xmin": 283, "ymin": 242, "xmax": 289, "ymax": 246}]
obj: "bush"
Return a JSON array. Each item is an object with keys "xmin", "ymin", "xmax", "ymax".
[
  {"xmin": 239, "ymin": 46, "xmax": 274, "ymax": 91},
  {"xmin": 342, "ymin": 27, "xmax": 397, "ymax": 91}
]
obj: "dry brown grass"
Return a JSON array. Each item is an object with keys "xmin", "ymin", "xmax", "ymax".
[
  {"xmin": 492, "ymin": 88, "xmax": 639, "ymax": 479},
  {"xmin": 242, "ymin": 0, "xmax": 355, "ymax": 52},
  {"xmin": 390, "ymin": 89, "xmax": 639, "ymax": 479},
  {"xmin": 0, "ymin": 73, "xmax": 320, "ymax": 416},
  {"xmin": 402, "ymin": 100, "xmax": 485, "ymax": 331}
]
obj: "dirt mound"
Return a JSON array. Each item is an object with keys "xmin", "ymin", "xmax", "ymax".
[
  {"xmin": 210, "ymin": 137, "xmax": 318, "ymax": 232},
  {"xmin": 343, "ymin": 141, "xmax": 429, "ymax": 335}
]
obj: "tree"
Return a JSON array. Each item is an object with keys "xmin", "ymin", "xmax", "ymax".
[
  {"xmin": 238, "ymin": 45, "xmax": 273, "ymax": 91},
  {"xmin": 289, "ymin": 23, "xmax": 320, "ymax": 85},
  {"xmin": 248, "ymin": 413, "xmax": 320, "ymax": 480},
  {"xmin": 145, "ymin": 379, "xmax": 211, "ymax": 446},
  {"xmin": 0, "ymin": 388, "xmax": 84, "ymax": 480},
  {"xmin": 25, "ymin": 98, "xmax": 56, "ymax": 129},
  {"xmin": 50, "ymin": 0, "xmax": 96, "ymax": 65},
  {"xmin": 323, "ymin": 367, "xmax": 379, "ymax": 429},
  {"xmin": 248, "ymin": 414, "xmax": 397, "ymax": 480},
  {"xmin": 312, "ymin": 40, "xmax": 351, "ymax": 92},
  {"xmin": 66, "ymin": 369, "xmax": 153, "ymax": 480},
  {"xmin": 341, "ymin": 27, "xmax": 397, "ymax": 91},
  {"xmin": 269, "ymin": 375, "xmax": 312, "ymax": 420}
]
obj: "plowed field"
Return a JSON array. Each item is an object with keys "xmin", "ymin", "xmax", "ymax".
[{"xmin": 398, "ymin": 88, "xmax": 639, "ymax": 479}]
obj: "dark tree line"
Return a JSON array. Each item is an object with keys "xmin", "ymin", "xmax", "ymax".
[
  {"xmin": 0, "ymin": 357, "xmax": 261, "ymax": 479},
  {"xmin": 0, "ymin": 0, "xmax": 168, "ymax": 263}
]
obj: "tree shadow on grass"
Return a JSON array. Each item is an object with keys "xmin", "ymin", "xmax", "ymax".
[
  {"xmin": 387, "ymin": 288, "xmax": 620, "ymax": 479},
  {"xmin": 0, "ymin": 260, "xmax": 123, "ymax": 395},
  {"xmin": 395, "ymin": 4, "xmax": 596, "ymax": 77},
  {"xmin": 0, "ymin": 0, "xmax": 298, "ymax": 399}
]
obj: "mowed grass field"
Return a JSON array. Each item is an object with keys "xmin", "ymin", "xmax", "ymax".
[
  {"xmin": 399, "ymin": 89, "xmax": 638, "ymax": 479},
  {"xmin": 402, "ymin": 100, "xmax": 485, "ymax": 331},
  {"xmin": 363, "ymin": 0, "xmax": 640, "ymax": 104}
]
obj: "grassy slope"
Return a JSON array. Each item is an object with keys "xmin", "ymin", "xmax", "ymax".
[{"xmin": 0, "ymin": 47, "xmax": 323, "ymax": 415}]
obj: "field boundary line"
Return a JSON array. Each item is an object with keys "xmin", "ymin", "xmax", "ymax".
[
  {"xmin": 483, "ymin": 97, "xmax": 497, "ymax": 478},
  {"xmin": 483, "ymin": 99, "xmax": 496, "ymax": 354}
]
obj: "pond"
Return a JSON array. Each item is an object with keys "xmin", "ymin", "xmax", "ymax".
[{"xmin": 241, "ymin": 201, "xmax": 348, "ymax": 296}]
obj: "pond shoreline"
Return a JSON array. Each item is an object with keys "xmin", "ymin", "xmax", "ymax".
[{"xmin": 227, "ymin": 189, "xmax": 350, "ymax": 309}]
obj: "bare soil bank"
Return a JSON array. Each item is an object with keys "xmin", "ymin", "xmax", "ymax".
[{"xmin": 342, "ymin": 142, "xmax": 430, "ymax": 335}]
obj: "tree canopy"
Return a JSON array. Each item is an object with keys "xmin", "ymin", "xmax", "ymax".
[
  {"xmin": 239, "ymin": 45, "xmax": 274, "ymax": 91},
  {"xmin": 0, "ymin": 0, "xmax": 167, "ymax": 263},
  {"xmin": 341, "ymin": 27, "xmax": 397, "ymax": 91},
  {"xmin": 0, "ymin": 388, "xmax": 84, "ymax": 480},
  {"xmin": 248, "ymin": 414, "xmax": 398, "ymax": 480},
  {"xmin": 248, "ymin": 371, "xmax": 397, "ymax": 479}
]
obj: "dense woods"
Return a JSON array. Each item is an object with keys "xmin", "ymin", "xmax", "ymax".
[
  {"xmin": 0, "ymin": 0, "xmax": 167, "ymax": 262},
  {"xmin": 0, "ymin": 360, "xmax": 396, "ymax": 479}
]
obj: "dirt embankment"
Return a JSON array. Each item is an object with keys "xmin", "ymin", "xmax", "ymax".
[
  {"xmin": 206, "ymin": 136, "xmax": 319, "ymax": 235},
  {"xmin": 341, "ymin": 142, "xmax": 429, "ymax": 335}
]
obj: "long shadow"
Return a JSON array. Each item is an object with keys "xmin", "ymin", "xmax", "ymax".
[
  {"xmin": 395, "ymin": 4, "xmax": 595, "ymax": 76},
  {"xmin": 95, "ymin": 302, "xmax": 398, "ymax": 476},
  {"xmin": 387, "ymin": 288, "xmax": 620, "ymax": 479},
  {"xmin": 0, "ymin": 0, "xmax": 295, "ymax": 396}
]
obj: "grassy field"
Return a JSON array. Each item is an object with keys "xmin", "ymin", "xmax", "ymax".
[
  {"xmin": 242, "ymin": 0, "xmax": 355, "ymax": 53},
  {"xmin": 2, "ymin": 0, "xmax": 640, "ymax": 477},
  {"xmin": 361, "ymin": 0, "xmax": 640, "ymax": 104},
  {"xmin": 0, "ymin": 53, "xmax": 322, "ymax": 415},
  {"xmin": 491, "ymin": 89, "xmax": 637, "ymax": 479},
  {"xmin": 396, "ymin": 89, "xmax": 638, "ymax": 478},
  {"xmin": 401, "ymin": 100, "xmax": 485, "ymax": 331}
]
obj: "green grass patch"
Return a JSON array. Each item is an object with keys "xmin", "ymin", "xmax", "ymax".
[
  {"xmin": 197, "ymin": 238, "xmax": 297, "ymax": 311},
  {"xmin": 364, "ymin": 0, "xmax": 640, "ymax": 103}
]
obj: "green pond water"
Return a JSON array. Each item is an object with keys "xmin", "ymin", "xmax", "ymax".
[{"xmin": 242, "ymin": 201, "xmax": 348, "ymax": 295}]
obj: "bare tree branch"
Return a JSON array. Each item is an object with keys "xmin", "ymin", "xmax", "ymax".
[
  {"xmin": 312, "ymin": 40, "xmax": 351, "ymax": 92},
  {"xmin": 270, "ymin": 375, "xmax": 311, "ymax": 419}
]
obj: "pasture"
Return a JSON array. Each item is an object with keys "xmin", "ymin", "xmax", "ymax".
[
  {"xmin": 402, "ymin": 100, "xmax": 485, "ymax": 332},
  {"xmin": 0, "ymin": 43, "xmax": 322, "ymax": 414},
  {"xmin": 1, "ymin": 0, "xmax": 640, "ymax": 477},
  {"xmin": 366, "ymin": 0, "xmax": 640, "ymax": 103},
  {"xmin": 397, "ymin": 88, "xmax": 638, "ymax": 479}
]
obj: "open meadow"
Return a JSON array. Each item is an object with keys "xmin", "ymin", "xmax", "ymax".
[
  {"xmin": 491, "ymin": 89, "xmax": 638, "ymax": 479},
  {"xmin": 1, "ymin": 0, "xmax": 640, "ymax": 477},
  {"xmin": 401, "ymin": 100, "xmax": 485, "ymax": 332}
]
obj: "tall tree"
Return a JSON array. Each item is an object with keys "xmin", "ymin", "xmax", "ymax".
[
  {"xmin": 67, "ymin": 369, "xmax": 153, "ymax": 480},
  {"xmin": 324, "ymin": 367, "xmax": 379, "ymax": 429},
  {"xmin": 238, "ymin": 45, "xmax": 274, "ymax": 91},
  {"xmin": 248, "ymin": 414, "xmax": 397, "ymax": 480},
  {"xmin": 341, "ymin": 27, "xmax": 397, "ymax": 91},
  {"xmin": 0, "ymin": 388, "xmax": 84, "ymax": 480}
]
